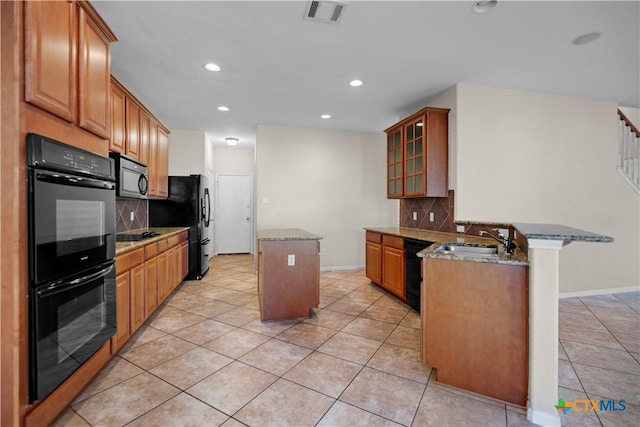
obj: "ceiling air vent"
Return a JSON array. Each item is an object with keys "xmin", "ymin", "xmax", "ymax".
[{"xmin": 304, "ymin": 1, "xmax": 347, "ymax": 24}]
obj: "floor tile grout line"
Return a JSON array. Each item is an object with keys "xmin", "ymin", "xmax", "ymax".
[
  {"xmin": 575, "ymin": 296, "xmax": 640, "ymax": 362},
  {"xmin": 559, "ymin": 338, "xmax": 640, "ymax": 374}
]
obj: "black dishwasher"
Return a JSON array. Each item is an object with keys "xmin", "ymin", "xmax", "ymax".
[{"xmin": 404, "ymin": 238, "xmax": 434, "ymax": 312}]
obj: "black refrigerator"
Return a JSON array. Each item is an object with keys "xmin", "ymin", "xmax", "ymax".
[{"xmin": 149, "ymin": 175, "xmax": 212, "ymax": 279}]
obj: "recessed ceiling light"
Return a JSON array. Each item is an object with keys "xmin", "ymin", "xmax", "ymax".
[
  {"xmin": 225, "ymin": 137, "xmax": 239, "ymax": 146},
  {"xmin": 321, "ymin": 114, "xmax": 331, "ymax": 119},
  {"xmin": 472, "ymin": 0, "xmax": 497, "ymax": 14},
  {"xmin": 217, "ymin": 106, "xmax": 229, "ymax": 112},
  {"xmin": 204, "ymin": 63, "xmax": 221, "ymax": 72},
  {"xmin": 349, "ymin": 79, "xmax": 364, "ymax": 87},
  {"xmin": 572, "ymin": 32, "xmax": 601, "ymax": 45}
]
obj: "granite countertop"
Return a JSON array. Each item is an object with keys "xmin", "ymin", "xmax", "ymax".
[
  {"xmin": 365, "ymin": 227, "xmax": 528, "ymax": 266},
  {"xmin": 257, "ymin": 228, "xmax": 322, "ymax": 241},
  {"xmin": 115, "ymin": 227, "xmax": 190, "ymax": 255},
  {"xmin": 513, "ymin": 223, "xmax": 614, "ymax": 243}
]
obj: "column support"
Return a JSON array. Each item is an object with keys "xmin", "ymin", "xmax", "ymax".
[{"xmin": 526, "ymin": 238, "xmax": 567, "ymax": 427}]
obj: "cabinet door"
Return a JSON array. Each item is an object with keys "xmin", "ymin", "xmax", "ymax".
[
  {"xmin": 147, "ymin": 121, "xmax": 159, "ymax": 196},
  {"xmin": 423, "ymin": 110, "xmax": 449, "ymax": 197},
  {"xmin": 156, "ymin": 251, "xmax": 169, "ymax": 302},
  {"xmin": 404, "ymin": 116, "xmax": 425, "ymax": 197},
  {"xmin": 125, "ymin": 98, "xmax": 140, "ymax": 160},
  {"xmin": 386, "ymin": 127, "xmax": 403, "ymax": 198},
  {"xmin": 180, "ymin": 242, "xmax": 189, "ymax": 281},
  {"xmin": 365, "ymin": 242, "xmax": 382, "ymax": 285},
  {"xmin": 24, "ymin": 0, "xmax": 77, "ymax": 122},
  {"xmin": 144, "ymin": 257, "xmax": 158, "ymax": 318},
  {"xmin": 168, "ymin": 246, "xmax": 179, "ymax": 292},
  {"xmin": 109, "ymin": 81, "xmax": 126, "ymax": 153},
  {"xmin": 78, "ymin": 7, "xmax": 110, "ymax": 138},
  {"xmin": 382, "ymin": 246, "xmax": 406, "ymax": 299},
  {"xmin": 138, "ymin": 110, "xmax": 151, "ymax": 166},
  {"xmin": 111, "ymin": 272, "xmax": 130, "ymax": 353},
  {"xmin": 129, "ymin": 263, "xmax": 145, "ymax": 334},
  {"xmin": 156, "ymin": 128, "xmax": 169, "ymax": 198}
]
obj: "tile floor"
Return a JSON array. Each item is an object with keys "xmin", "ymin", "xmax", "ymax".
[{"xmin": 52, "ymin": 254, "xmax": 639, "ymax": 427}]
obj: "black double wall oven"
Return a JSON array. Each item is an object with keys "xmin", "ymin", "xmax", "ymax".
[{"xmin": 27, "ymin": 134, "xmax": 117, "ymax": 402}]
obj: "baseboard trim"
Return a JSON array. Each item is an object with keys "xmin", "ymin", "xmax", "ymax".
[
  {"xmin": 560, "ymin": 285, "xmax": 640, "ymax": 299},
  {"xmin": 320, "ymin": 265, "xmax": 364, "ymax": 272}
]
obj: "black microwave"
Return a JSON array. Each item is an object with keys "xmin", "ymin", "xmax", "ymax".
[{"xmin": 109, "ymin": 153, "xmax": 148, "ymax": 199}]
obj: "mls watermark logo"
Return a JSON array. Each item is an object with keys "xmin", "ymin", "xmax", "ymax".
[{"xmin": 555, "ymin": 397, "xmax": 626, "ymax": 415}]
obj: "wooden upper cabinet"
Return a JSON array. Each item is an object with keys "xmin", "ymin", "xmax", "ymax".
[
  {"xmin": 24, "ymin": 1, "xmax": 116, "ymax": 138},
  {"xmin": 139, "ymin": 110, "xmax": 151, "ymax": 166},
  {"xmin": 147, "ymin": 121, "xmax": 159, "ymax": 196},
  {"xmin": 109, "ymin": 79, "xmax": 126, "ymax": 153},
  {"xmin": 384, "ymin": 107, "xmax": 449, "ymax": 198},
  {"xmin": 78, "ymin": 6, "xmax": 110, "ymax": 139},
  {"xmin": 125, "ymin": 98, "xmax": 140, "ymax": 160},
  {"xmin": 24, "ymin": 0, "xmax": 77, "ymax": 122},
  {"xmin": 156, "ymin": 128, "xmax": 169, "ymax": 198},
  {"xmin": 386, "ymin": 126, "xmax": 403, "ymax": 198}
]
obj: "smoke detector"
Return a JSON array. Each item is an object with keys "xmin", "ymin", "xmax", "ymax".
[{"xmin": 304, "ymin": 1, "xmax": 348, "ymax": 24}]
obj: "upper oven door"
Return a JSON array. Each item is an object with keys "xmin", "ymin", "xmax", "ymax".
[{"xmin": 29, "ymin": 169, "xmax": 116, "ymax": 286}]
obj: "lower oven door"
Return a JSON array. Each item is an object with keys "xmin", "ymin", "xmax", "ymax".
[{"xmin": 29, "ymin": 260, "xmax": 116, "ymax": 402}]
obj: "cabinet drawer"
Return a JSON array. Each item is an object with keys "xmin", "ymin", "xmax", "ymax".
[
  {"xmin": 382, "ymin": 234, "xmax": 404, "ymax": 249},
  {"xmin": 144, "ymin": 242, "xmax": 157, "ymax": 258},
  {"xmin": 179, "ymin": 231, "xmax": 188, "ymax": 242},
  {"xmin": 167, "ymin": 233, "xmax": 181, "ymax": 248},
  {"xmin": 157, "ymin": 238, "xmax": 168, "ymax": 253},
  {"xmin": 366, "ymin": 231, "xmax": 382, "ymax": 244},
  {"xmin": 116, "ymin": 247, "xmax": 144, "ymax": 273}
]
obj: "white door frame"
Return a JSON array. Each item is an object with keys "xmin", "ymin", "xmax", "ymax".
[{"xmin": 215, "ymin": 174, "xmax": 254, "ymax": 255}]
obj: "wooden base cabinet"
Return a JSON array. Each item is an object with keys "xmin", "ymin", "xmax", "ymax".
[
  {"xmin": 365, "ymin": 232, "xmax": 406, "ymax": 300},
  {"xmin": 111, "ymin": 231, "xmax": 188, "ymax": 354},
  {"xmin": 257, "ymin": 239, "xmax": 320, "ymax": 321},
  {"xmin": 422, "ymin": 258, "xmax": 528, "ymax": 406}
]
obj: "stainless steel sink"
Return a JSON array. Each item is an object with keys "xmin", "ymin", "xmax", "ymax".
[{"xmin": 434, "ymin": 242, "xmax": 499, "ymax": 257}]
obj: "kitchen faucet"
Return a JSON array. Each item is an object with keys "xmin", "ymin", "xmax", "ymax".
[{"xmin": 480, "ymin": 229, "xmax": 516, "ymax": 255}]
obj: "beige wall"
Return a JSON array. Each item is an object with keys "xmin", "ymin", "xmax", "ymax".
[
  {"xmin": 256, "ymin": 125, "xmax": 398, "ymax": 269},
  {"xmin": 212, "ymin": 146, "xmax": 254, "ymax": 176},
  {"xmin": 168, "ymin": 129, "xmax": 213, "ymax": 176},
  {"xmin": 453, "ymin": 84, "xmax": 639, "ymax": 293}
]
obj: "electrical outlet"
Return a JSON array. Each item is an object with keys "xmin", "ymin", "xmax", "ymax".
[
  {"xmin": 287, "ymin": 254, "xmax": 295, "ymax": 266},
  {"xmin": 412, "ymin": 212, "xmax": 417, "ymax": 221},
  {"xmin": 429, "ymin": 212, "xmax": 435, "ymax": 222},
  {"xmin": 130, "ymin": 211, "xmax": 135, "ymax": 221},
  {"xmin": 456, "ymin": 225, "xmax": 465, "ymax": 233}
]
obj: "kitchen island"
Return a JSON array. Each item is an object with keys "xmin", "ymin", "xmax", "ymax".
[{"xmin": 257, "ymin": 228, "xmax": 322, "ymax": 321}]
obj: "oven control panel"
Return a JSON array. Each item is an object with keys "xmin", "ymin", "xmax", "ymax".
[{"xmin": 27, "ymin": 133, "xmax": 115, "ymax": 180}]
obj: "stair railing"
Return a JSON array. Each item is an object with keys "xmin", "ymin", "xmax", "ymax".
[{"xmin": 617, "ymin": 109, "xmax": 640, "ymax": 193}]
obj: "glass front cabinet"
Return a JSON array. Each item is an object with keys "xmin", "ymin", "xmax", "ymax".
[{"xmin": 384, "ymin": 107, "xmax": 449, "ymax": 198}]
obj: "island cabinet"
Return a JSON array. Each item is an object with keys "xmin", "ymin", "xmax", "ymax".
[
  {"xmin": 257, "ymin": 229, "xmax": 321, "ymax": 321},
  {"xmin": 109, "ymin": 76, "xmax": 170, "ymax": 198},
  {"xmin": 111, "ymin": 231, "xmax": 188, "ymax": 354},
  {"xmin": 422, "ymin": 258, "xmax": 528, "ymax": 406},
  {"xmin": 384, "ymin": 107, "xmax": 449, "ymax": 198},
  {"xmin": 365, "ymin": 231, "xmax": 406, "ymax": 300},
  {"xmin": 24, "ymin": 0, "xmax": 116, "ymax": 139}
]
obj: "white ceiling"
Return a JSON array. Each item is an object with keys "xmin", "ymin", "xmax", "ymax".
[{"xmin": 92, "ymin": 1, "xmax": 639, "ymax": 149}]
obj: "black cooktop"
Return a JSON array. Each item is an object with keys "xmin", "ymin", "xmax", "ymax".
[{"xmin": 116, "ymin": 231, "xmax": 160, "ymax": 242}]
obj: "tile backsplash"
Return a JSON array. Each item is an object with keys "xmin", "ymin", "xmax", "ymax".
[
  {"xmin": 116, "ymin": 198, "xmax": 147, "ymax": 233},
  {"xmin": 399, "ymin": 190, "xmax": 514, "ymax": 239}
]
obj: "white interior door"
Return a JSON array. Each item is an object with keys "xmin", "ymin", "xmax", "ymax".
[{"xmin": 216, "ymin": 175, "xmax": 252, "ymax": 254}]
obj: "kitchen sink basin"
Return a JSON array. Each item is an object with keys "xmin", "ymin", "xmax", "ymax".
[{"xmin": 434, "ymin": 242, "xmax": 499, "ymax": 257}]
